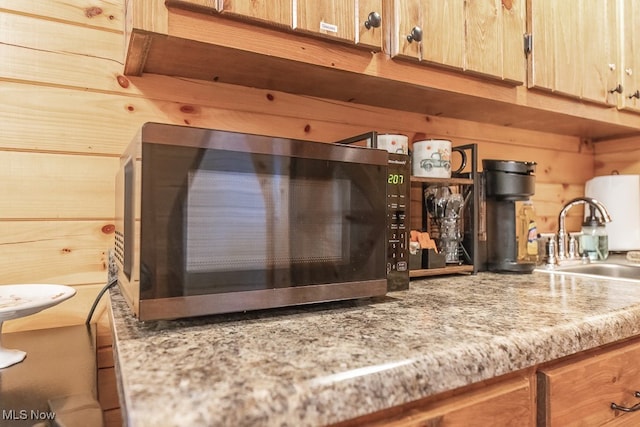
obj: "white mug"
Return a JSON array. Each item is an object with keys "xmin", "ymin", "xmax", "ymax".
[
  {"xmin": 412, "ymin": 139, "xmax": 453, "ymax": 178},
  {"xmin": 375, "ymin": 134, "xmax": 409, "ymax": 155}
]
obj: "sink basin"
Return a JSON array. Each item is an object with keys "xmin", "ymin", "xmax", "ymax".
[{"xmin": 536, "ymin": 262, "xmax": 640, "ymax": 282}]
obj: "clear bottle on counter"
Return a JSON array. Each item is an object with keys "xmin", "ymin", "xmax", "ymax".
[
  {"xmin": 517, "ymin": 199, "xmax": 538, "ymax": 262},
  {"xmin": 580, "ymin": 206, "xmax": 609, "ymax": 261},
  {"xmin": 538, "ymin": 232, "xmax": 556, "ymax": 264}
]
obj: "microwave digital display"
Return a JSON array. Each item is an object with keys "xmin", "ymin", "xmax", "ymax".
[{"xmin": 387, "ymin": 173, "xmax": 405, "ymax": 185}]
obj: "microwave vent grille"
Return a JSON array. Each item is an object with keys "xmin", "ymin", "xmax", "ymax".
[{"xmin": 114, "ymin": 230, "xmax": 125, "ymax": 266}]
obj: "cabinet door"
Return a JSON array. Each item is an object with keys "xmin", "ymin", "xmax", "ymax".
[
  {"xmin": 390, "ymin": 0, "xmax": 423, "ymax": 60},
  {"xmin": 552, "ymin": 1, "xmax": 582, "ymax": 98},
  {"xmin": 529, "ymin": 0, "xmax": 576, "ymax": 93},
  {"xmin": 367, "ymin": 376, "xmax": 534, "ymax": 426},
  {"xmin": 529, "ymin": 0, "xmax": 617, "ymax": 105},
  {"xmin": 528, "ymin": 0, "xmax": 555, "ymax": 91},
  {"xmin": 391, "ymin": 0, "xmax": 464, "ymax": 67},
  {"xmin": 465, "ymin": 0, "xmax": 502, "ymax": 78},
  {"xmin": 538, "ymin": 340, "xmax": 640, "ymax": 426},
  {"xmin": 294, "ymin": 0, "xmax": 355, "ymax": 43},
  {"xmin": 620, "ymin": 0, "xmax": 640, "ymax": 111},
  {"xmin": 501, "ymin": 0, "xmax": 526, "ymax": 83},
  {"xmin": 218, "ymin": 0, "xmax": 292, "ymax": 28},
  {"xmin": 357, "ymin": 0, "xmax": 383, "ymax": 49},
  {"xmin": 465, "ymin": 0, "xmax": 525, "ymax": 83},
  {"xmin": 392, "ymin": 0, "xmax": 523, "ymax": 81},
  {"xmin": 421, "ymin": 0, "xmax": 465, "ymax": 69},
  {"xmin": 581, "ymin": 0, "xmax": 618, "ymax": 105}
]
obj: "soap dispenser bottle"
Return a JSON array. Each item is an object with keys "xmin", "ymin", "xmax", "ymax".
[
  {"xmin": 517, "ymin": 199, "xmax": 538, "ymax": 262},
  {"xmin": 580, "ymin": 206, "xmax": 609, "ymax": 261}
]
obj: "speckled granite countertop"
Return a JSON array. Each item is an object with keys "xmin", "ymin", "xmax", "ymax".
[{"xmin": 110, "ymin": 271, "xmax": 640, "ymax": 427}]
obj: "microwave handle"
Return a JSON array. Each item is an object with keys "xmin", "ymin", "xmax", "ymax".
[{"xmin": 334, "ymin": 131, "xmax": 378, "ymax": 148}]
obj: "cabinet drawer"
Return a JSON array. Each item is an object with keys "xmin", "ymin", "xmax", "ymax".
[
  {"xmin": 538, "ymin": 340, "xmax": 640, "ymax": 426},
  {"xmin": 365, "ymin": 376, "xmax": 533, "ymax": 427}
]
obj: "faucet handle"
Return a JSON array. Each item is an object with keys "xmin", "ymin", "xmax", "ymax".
[
  {"xmin": 568, "ymin": 233, "xmax": 579, "ymax": 259},
  {"xmin": 541, "ymin": 233, "xmax": 558, "ymax": 267}
]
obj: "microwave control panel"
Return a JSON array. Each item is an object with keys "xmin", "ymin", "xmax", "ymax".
[{"xmin": 386, "ymin": 153, "xmax": 410, "ymax": 291}]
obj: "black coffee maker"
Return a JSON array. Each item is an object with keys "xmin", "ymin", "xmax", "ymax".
[{"xmin": 483, "ymin": 160, "xmax": 536, "ymax": 273}]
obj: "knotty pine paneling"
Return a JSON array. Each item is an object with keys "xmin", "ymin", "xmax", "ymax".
[
  {"xmin": 0, "ymin": 41, "xmax": 126, "ymax": 95},
  {"xmin": 595, "ymin": 151, "xmax": 640, "ymax": 176},
  {"xmin": 1, "ymin": 82, "xmax": 158, "ymax": 155},
  {"xmin": 594, "ymin": 136, "xmax": 640, "ymax": 176},
  {"xmin": 0, "ymin": 0, "xmax": 596, "ymax": 334},
  {"xmin": 0, "ymin": 0, "xmax": 124, "ymax": 32},
  {"xmin": 0, "ymin": 151, "xmax": 118, "ymax": 218},
  {"xmin": 0, "ymin": 221, "xmax": 114, "ymax": 284},
  {"xmin": 0, "ymin": 11, "xmax": 123, "ymax": 62}
]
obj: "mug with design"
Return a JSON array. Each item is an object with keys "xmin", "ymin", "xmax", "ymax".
[
  {"xmin": 376, "ymin": 134, "xmax": 409, "ymax": 154},
  {"xmin": 412, "ymin": 139, "xmax": 452, "ymax": 178}
]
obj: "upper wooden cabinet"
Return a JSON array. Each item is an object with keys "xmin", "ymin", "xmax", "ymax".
[
  {"xmin": 125, "ymin": 0, "xmax": 640, "ymax": 139},
  {"xmin": 218, "ymin": 0, "xmax": 292, "ymax": 28},
  {"xmin": 467, "ymin": 0, "xmax": 526, "ymax": 83},
  {"xmin": 169, "ymin": 0, "xmax": 383, "ymax": 49},
  {"xmin": 357, "ymin": 0, "xmax": 384, "ymax": 49},
  {"xmin": 170, "ymin": 0, "xmax": 292, "ymax": 28},
  {"xmin": 583, "ymin": 0, "xmax": 618, "ymax": 105},
  {"xmin": 528, "ymin": 0, "xmax": 619, "ymax": 106},
  {"xmin": 620, "ymin": 0, "xmax": 640, "ymax": 111},
  {"xmin": 295, "ymin": 1, "xmax": 356, "ymax": 44},
  {"xmin": 391, "ymin": 0, "xmax": 464, "ymax": 68},
  {"xmin": 391, "ymin": 0, "xmax": 525, "ymax": 84}
]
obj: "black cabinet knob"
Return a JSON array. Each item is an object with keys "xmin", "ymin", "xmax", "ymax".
[
  {"xmin": 609, "ymin": 84, "xmax": 624, "ymax": 94},
  {"xmin": 364, "ymin": 11, "xmax": 381, "ymax": 29},
  {"xmin": 407, "ymin": 26, "xmax": 423, "ymax": 43}
]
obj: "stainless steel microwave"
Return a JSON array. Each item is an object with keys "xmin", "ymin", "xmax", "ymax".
[{"xmin": 114, "ymin": 123, "xmax": 409, "ymax": 321}]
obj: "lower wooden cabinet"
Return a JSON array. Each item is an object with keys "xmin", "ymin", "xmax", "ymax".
[
  {"xmin": 336, "ymin": 374, "xmax": 535, "ymax": 427},
  {"xmin": 339, "ymin": 338, "xmax": 640, "ymax": 427},
  {"xmin": 538, "ymin": 339, "xmax": 640, "ymax": 427},
  {"xmin": 382, "ymin": 377, "xmax": 533, "ymax": 427}
]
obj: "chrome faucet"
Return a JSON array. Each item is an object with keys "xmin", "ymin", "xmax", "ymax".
[{"xmin": 557, "ymin": 197, "xmax": 612, "ymax": 261}]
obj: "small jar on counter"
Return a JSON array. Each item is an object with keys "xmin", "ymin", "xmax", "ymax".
[{"xmin": 580, "ymin": 206, "xmax": 609, "ymax": 261}]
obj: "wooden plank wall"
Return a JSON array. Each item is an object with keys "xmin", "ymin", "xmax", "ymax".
[
  {"xmin": 0, "ymin": 0, "xmax": 594, "ymax": 335},
  {"xmin": 595, "ymin": 136, "xmax": 640, "ymax": 175}
]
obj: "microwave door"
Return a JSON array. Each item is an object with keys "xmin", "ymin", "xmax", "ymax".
[
  {"xmin": 124, "ymin": 125, "xmax": 390, "ymax": 319},
  {"xmin": 289, "ymin": 178, "xmax": 351, "ymax": 275},
  {"xmin": 183, "ymin": 170, "xmax": 353, "ymax": 294},
  {"xmin": 184, "ymin": 170, "xmax": 293, "ymax": 292}
]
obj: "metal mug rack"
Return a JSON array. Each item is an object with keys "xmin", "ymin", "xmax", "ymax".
[{"xmin": 410, "ymin": 143, "xmax": 479, "ymax": 277}]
